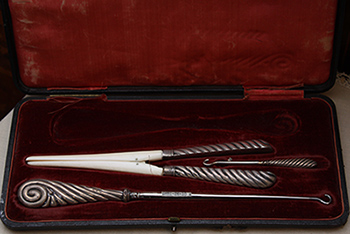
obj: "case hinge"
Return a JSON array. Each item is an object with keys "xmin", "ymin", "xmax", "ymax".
[{"xmin": 244, "ymin": 88, "xmax": 304, "ymax": 100}]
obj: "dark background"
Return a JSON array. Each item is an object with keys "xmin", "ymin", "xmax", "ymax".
[
  {"xmin": 0, "ymin": 9, "xmax": 24, "ymax": 120},
  {"xmin": 0, "ymin": 2, "xmax": 349, "ymax": 120}
]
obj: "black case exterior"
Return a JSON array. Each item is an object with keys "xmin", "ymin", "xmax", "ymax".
[{"xmin": 0, "ymin": 0, "xmax": 349, "ymax": 230}]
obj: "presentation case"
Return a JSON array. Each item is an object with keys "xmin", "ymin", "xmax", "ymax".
[{"xmin": 0, "ymin": 0, "xmax": 348, "ymax": 230}]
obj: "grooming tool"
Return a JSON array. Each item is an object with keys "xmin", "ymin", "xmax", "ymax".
[
  {"xmin": 25, "ymin": 139, "xmax": 275, "ymax": 189},
  {"xmin": 27, "ymin": 139, "xmax": 272, "ymax": 162},
  {"xmin": 203, "ymin": 157, "xmax": 317, "ymax": 168},
  {"xmin": 18, "ymin": 179, "xmax": 332, "ymax": 208}
]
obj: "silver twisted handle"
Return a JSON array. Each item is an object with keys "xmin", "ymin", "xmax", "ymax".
[
  {"xmin": 163, "ymin": 139, "xmax": 273, "ymax": 158},
  {"xmin": 163, "ymin": 166, "xmax": 276, "ymax": 189},
  {"xmin": 17, "ymin": 179, "xmax": 134, "ymax": 208},
  {"xmin": 261, "ymin": 158, "xmax": 317, "ymax": 168}
]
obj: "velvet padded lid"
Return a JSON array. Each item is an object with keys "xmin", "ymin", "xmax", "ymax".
[{"xmin": 5, "ymin": 0, "xmax": 339, "ymax": 93}]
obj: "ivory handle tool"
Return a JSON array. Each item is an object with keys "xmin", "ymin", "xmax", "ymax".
[{"xmin": 26, "ymin": 139, "xmax": 276, "ymax": 189}]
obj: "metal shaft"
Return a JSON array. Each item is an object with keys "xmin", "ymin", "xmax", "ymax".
[
  {"xmin": 162, "ymin": 139, "xmax": 273, "ymax": 158},
  {"xmin": 203, "ymin": 158, "xmax": 317, "ymax": 168},
  {"xmin": 163, "ymin": 166, "xmax": 276, "ymax": 189},
  {"xmin": 17, "ymin": 179, "xmax": 332, "ymax": 208}
]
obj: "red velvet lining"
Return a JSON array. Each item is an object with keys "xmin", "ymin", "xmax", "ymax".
[
  {"xmin": 5, "ymin": 97, "xmax": 344, "ymax": 222},
  {"xmin": 8, "ymin": 0, "xmax": 337, "ymax": 88}
]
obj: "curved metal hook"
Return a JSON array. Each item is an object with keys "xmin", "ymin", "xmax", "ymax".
[
  {"xmin": 203, "ymin": 158, "xmax": 251, "ymax": 166},
  {"xmin": 317, "ymin": 194, "xmax": 332, "ymax": 205},
  {"xmin": 203, "ymin": 158, "xmax": 214, "ymax": 166}
]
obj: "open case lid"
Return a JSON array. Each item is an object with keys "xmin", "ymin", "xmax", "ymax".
[{"xmin": 0, "ymin": 0, "xmax": 346, "ymax": 95}]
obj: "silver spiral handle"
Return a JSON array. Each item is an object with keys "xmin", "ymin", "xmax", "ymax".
[
  {"xmin": 261, "ymin": 158, "xmax": 317, "ymax": 168},
  {"xmin": 163, "ymin": 166, "xmax": 276, "ymax": 189},
  {"xmin": 163, "ymin": 139, "xmax": 273, "ymax": 158},
  {"xmin": 17, "ymin": 179, "xmax": 133, "ymax": 208}
]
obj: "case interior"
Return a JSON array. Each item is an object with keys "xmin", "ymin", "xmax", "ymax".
[{"xmin": 3, "ymin": 96, "xmax": 347, "ymax": 223}]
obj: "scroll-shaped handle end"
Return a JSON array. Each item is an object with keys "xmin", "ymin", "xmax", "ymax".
[{"xmin": 17, "ymin": 179, "xmax": 129, "ymax": 208}]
